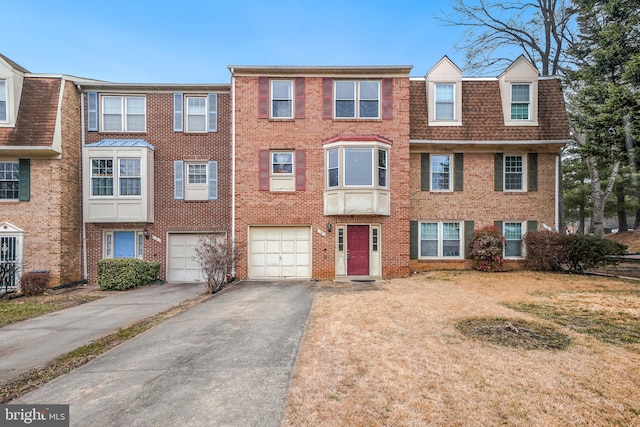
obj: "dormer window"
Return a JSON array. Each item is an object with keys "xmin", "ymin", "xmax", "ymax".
[
  {"xmin": 0, "ymin": 79, "xmax": 7, "ymax": 122},
  {"xmin": 510, "ymin": 84, "xmax": 531, "ymax": 120},
  {"xmin": 435, "ymin": 84, "xmax": 455, "ymax": 120}
]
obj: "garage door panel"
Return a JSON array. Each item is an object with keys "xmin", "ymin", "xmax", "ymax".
[
  {"xmin": 249, "ymin": 226, "xmax": 311, "ymax": 279},
  {"xmin": 168, "ymin": 233, "xmax": 224, "ymax": 282}
]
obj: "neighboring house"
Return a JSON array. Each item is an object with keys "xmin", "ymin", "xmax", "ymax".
[
  {"xmin": 230, "ymin": 66, "xmax": 413, "ymax": 280},
  {"xmin": 409, "ymin": 56, "xmax": 571, "ymax": 271},
  {"xmin": 77, "ymin": 82, "xmax": 231, "ymax": 284},
  {"xmin": 0, "ymin": 54, "xmax": 83, "ymax": 290}
]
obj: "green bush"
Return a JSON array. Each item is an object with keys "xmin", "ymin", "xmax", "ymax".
[
  {"xmin": 98, "ymin": 258, "xmax": 160, "ymax": 291},
  {"xmin": 525, "ymin": 231, "xmax": 626, "ymax": 272},
  {"xmin": 565, "ymin": 234, "xmax": 627, "ymax": 272},
  {"xmin": 20, "ymin": 271, "xmax": 50, "ymax": 296},
  {"xmin": 470, "ymin": 225, "xmax": 506, "ymax": 272}
]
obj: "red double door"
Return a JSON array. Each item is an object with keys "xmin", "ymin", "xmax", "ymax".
[{"xmin": 347, "ymin": 225, "xmax": 370, "ymax": 276}]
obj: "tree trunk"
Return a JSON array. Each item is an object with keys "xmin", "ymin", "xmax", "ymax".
[
  {"xmin": 616, "ymin": 182, "xmax": 628, "ymax": 233},
  {"xmin": 587, "ymin": 156, "xmax": 620, "ymax": 238},
  {"xmin": 579, "ymin": 203, "xmax": 586, "ymax": 234},
  {"xmin": 634, "ymin": 209, "xmax": 640, "ymax": 229}
]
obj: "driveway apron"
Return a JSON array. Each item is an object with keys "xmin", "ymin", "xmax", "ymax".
[{"xmin": 13, "ymin": 281, "xmax": 315, "ymax": 427}]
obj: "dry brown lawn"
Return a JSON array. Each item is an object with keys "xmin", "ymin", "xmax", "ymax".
[{"xmin": 283, "ymin": 271, "xmax": 640, "ymax": 426}]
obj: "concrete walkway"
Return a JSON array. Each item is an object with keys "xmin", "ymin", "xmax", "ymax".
[
  {"xmin": 0, "ymin": 282, "xmax": 204, "ymax": 385},
  {"xmin": 13, "ymin": 281, "xmax": 315, "ymax": 427}
]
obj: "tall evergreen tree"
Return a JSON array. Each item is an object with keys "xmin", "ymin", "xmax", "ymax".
[{"xmin": 568, "ymin": 0, "xmax": 640, "ymax": 236}]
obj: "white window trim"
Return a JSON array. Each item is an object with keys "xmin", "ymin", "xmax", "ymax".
[
  {"xmin": 430, "ymin": 153, "xmax": 453, "ymax": 192},
  {"xmin": 103, "ymin": 230, "xmax": 145, "ymax": 259},
  {"xmin": 510, "ymin": 83, "xmax": 531, "ymax": 121},
  {"xmin": 0, "ymin": 161, "xmax": 19, "ymax": 200},
  {"xmin": 0, "ymin": 79, "xmax": 7, "ymax": 123},
  {"xmin": 90, "ymin": 156, "xmax": 143, "ymax": 199},
  {"xmin": 271, "ymin": 151, "xmax": 294, "ymax": 176},
  {"xmin": 186, "ymin": 162, "xmax": 208, "ymax": 188},
  {"xmin": 418, "ymin": 221, "xmax": 464, "ymax": 260},
  {"xmin": 334, "ymin": 80, "xmax": 381, "ymax": 119},
  {"xmin": 503, "ymin": 221, "xmax": 526, "ymax": 259},
  {"xmin": 118, "ymin": 158, "xmax": 142, "ymax": 197},
  {"xmin": 324, "ymin": 142, "xmax": 389, "ymax": 189},
  {"xmin": 100, "ymin": 95, "xmax": 146, "ymax": 133},
  {"xmin": 270, "ymin": 80, "xmax": 294, "ymax": 119},
  {"xmin": 434, "ymin": 83, "xmax": 455, "ymax": 121},
  {"xmin": 503, "ymin": 154, "xmax": 527, "ymax": 192},
  {"xmin": 185, "ymin": 95, "xmax": 208, "ymax": 133}
]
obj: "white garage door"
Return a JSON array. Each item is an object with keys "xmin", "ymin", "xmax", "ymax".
[
  {"xmin": 168, "ymin": 233, "xmax": 224, "ymax": 282},
  {"xmin": 249, "ymin": 226, "xmax": 311, "ymax": 279}
]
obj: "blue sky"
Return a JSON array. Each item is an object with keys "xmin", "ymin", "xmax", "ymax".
[{"xmin": 5, "ymin": 0, "xmax": 475, "ymax": 83}]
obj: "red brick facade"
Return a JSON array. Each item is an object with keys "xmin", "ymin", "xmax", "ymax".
[
  {"xmin": 82, "ymin": 89, "xmax": 231, "ymax": 284},
  {"xmin": 232, "ymin": 68, "xmax": 412, "ymax": 279}
]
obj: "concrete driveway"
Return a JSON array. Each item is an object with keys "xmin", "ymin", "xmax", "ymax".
[{"xmin": 13, "ymin": 281, "xmax": 314, "ymax": 427}]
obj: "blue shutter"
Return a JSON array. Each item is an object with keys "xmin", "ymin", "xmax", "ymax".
[
  {"xmin": 173, "ymin": 93, "xmax": 183, "ymax": 132},
  {"xmin": 208, "ymin": 161, "xmax": 218, "ymax": 200},
  {"xmin": 174, "ymin": 160, "xmax": 184, "ymax": 200},
  {"xmin": 208, "ymin": 94, "xmax": 218, "ymax": 132},
  {"xmin": 87, "ymin": 92, "xmax": 98, "ymax": 131}
]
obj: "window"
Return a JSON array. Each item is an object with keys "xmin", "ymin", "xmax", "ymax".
[
  {"xmin": 372, "ymin": 228, "xmax": 379, "ymax": 252},
  {"xmin": 186, "ymin": 96, "xmax": 207, "ymax": 132},
  {"xmin": 102, "ymin": 96, "xmax": 146, "ymax": 132},
  {"xmin": 271, "ymin": 80, "xmax": 293, "ymax": 118},
  {"xmin": 325, "ymin": 146, "xmax": 388, "ymax": 189},
  {"xmin": 419, "ymin": 222, "xmax": 462, "ymax": 258},
  {"xmin": 0, "ymin": 161, "xmax": 19, "ymax": 199},
  {"xmin": 91, "ymin": 159, "xmax": 114, "ymax": 196},
  {"xmin": 119, "ymin": 159, "xmax": 141, "ymax": 196},
  {"xmin": 334, "ymin": 81, "xmax": 380, "ymax": 119},
  {"xmin": 431, "ymin": 155, "xmax": 451, "ymax": 191},
  {"xmin": 104, "ymin": 230, "xmax": 144, "ymax": 259},
  {"xmin": 504, "ymin": 222, "xmax": 524, "ymax": 258},
  {"xmin": 271, "ymin": 152, "xmax": 293, "ymax": 175},
  {"xmin": 510, "ymin": 84, "xmax": 530, "ymax": 120},
  {"xmin": 174, "ymin": 160, "xmax": 218, "ymax": 200},
  {"xmin": 91, "ymin": 157, "xmax": 143, "ymax": 197},
  {"xmin": 504, "ymin": 155, "xmax": 524, "ymax": 191},
  {"xmin": 0, "ymin": 79, "xmax": 6, "ymax": 122},
  {"xmin": 338, "ymin": 228, "xmax": 344, "ymax": 251},
  {"xmin": 435, "ymin": 84, "xmax": 454, "ymax": 120},
  {"xmin": 187, "ymin": 163, "xmax": 207, "ymax": 184}
]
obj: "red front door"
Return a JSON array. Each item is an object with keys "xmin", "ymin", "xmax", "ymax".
[{"xmin": 347, "ymin": 225, "xmax": 370, "ymax": 276}]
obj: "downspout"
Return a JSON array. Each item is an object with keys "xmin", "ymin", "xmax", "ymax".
[
  {"xmin": 555, "ymin": 154, "xmax": 560, "ymax": 232},
  {"xmin": 79, "ymin": 88, "xmax": 88, "ymax": 281},
  {"xmin": 230, "ymin": 69, "xmax": 237, "ymax": 277}
]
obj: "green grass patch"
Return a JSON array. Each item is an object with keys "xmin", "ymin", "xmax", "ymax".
[
  {"xmin": 507, "ymin": 302, "xmax": 640, "ymax": 346},
  {"xmin": 0, "ymin": 295, "xmax": 103, "ymax": 328},
  {"xmin": 456, "ymin": 317, "xmax": 572, "ymax": 350}
]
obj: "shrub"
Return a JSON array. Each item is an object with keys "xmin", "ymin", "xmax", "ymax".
[
  {"xmin": 565, "ymin": 234, "xmax": 626, "ymax": 272},
  {"xmin": 98, "ymin": 258, "xmax": 160, "ymax": 291},
  {"xmin": 525, "ymin": 231, "xmax": 627, "ymax": 272},
  {"xmin": 19, "ymin": 271, "xmax": 49, "ymax": 296},
  {"xmin": 470, "ymin": 226, "xmax": 506, "ymax": 272},
  {"xmin": 524, "ymin": 231, "xmax": 572, "ymax": 271}
]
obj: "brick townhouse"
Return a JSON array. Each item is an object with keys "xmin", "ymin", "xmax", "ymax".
[
  {"xmin": 409, "ymin": 56, "xmax": 570, "ymax": 272},
  {"xmin": 230, "ymin": 65, "xmax": 413, "ymax": 280},
  {"xmin": 0, "ymin": 53, "xmax": 570, "ymax": 287},
  {"xmin": 0, "ymin": 54, "xmax": 84, "ymax": 289},
  {"xmin": 77, "ymin": 82, "xmax": 231, "ymax": 284}
]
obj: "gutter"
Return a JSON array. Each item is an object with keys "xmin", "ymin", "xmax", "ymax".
[
  {"xmin": 230, "ymin": 68, "xmax": 237, "ymax": 276},
  {"xmin": 78, "ymin": 88, "xmax": 88, "ymax": 281}
]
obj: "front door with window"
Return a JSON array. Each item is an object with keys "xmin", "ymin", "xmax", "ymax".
[{"xmin": 347, "ymin": 225, "xmax": 370, "ymax": 275}]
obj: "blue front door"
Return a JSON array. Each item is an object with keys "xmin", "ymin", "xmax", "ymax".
[{"xmin": 114, "ymin": 231, "xmax": 136, "ymax": 258}]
